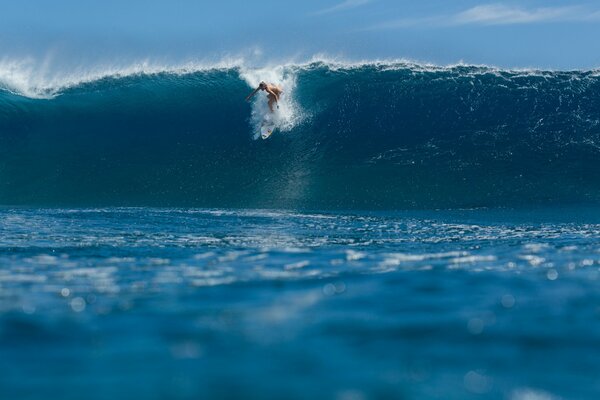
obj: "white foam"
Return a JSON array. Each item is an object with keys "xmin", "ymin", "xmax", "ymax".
[{"xmin": 239, "ymin": 65, "xmax": 305, "ymax": 138}]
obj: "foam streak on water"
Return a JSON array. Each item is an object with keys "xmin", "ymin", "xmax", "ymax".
[{"xmin": 0, "ymin": 207, "xmax": 599, "ymax": 399}]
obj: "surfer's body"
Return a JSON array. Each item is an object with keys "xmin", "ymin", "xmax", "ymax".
[{"xmin": 246, "ymin": 82, "xmax": 283, "ymax": 112}]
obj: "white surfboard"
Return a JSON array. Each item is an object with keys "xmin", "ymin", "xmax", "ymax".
[{"xmin": 260, "ymin": 116, "xmax": 276, "ymax": 139}]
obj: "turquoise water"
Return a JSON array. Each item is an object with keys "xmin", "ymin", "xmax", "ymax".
[
  {"xmin": 1, "ymin": 207, "xmax": 599, "ymax": 399},
  {"xmin": 2, "ymin": 62, "xmax": 600, "ymax": 209}
]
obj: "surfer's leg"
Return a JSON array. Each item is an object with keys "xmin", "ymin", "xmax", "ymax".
[{"xmin": 267, "ymin": 94, "xmax": 275, "ymax": 112}]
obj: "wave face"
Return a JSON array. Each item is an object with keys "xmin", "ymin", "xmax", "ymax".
[{"xmin": 1, "ymin": 62, "xmax": 600, "ymax": 209}]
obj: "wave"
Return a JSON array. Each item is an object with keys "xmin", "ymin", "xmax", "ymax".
[{"xmin": 1, "ymin": 59, "xmax": 600, "ymax": 209}]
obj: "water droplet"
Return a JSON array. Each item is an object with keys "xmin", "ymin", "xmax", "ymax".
[
  {"xmin": 468, "ymin": 318, "xmax": 484, "ymax": 335},
  {"xmin": 547, "ymin": 269, "xmax": 558, "ymax": 281},
  {"xmin": 501, "ymin": 294, "xmax": 516, "ymax": 308},
  {"xmin": 70, "ymin": 297, "xmax": 86, "ymax": 312},
  {"xmin": 323, "ymin": 283, "xmax": 336, "ymax": 296}
]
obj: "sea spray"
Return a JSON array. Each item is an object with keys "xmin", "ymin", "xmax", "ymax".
[{"xmin": 239, "ymin": 65, "xmax": 305, "ymax": 138}]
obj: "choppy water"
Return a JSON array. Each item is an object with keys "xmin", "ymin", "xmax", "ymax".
[{"xmin": 1, "ymin": 207, "xmax": 599, "ymax": 399}]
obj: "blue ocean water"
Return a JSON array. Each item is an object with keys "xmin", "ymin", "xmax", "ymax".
[
  {"xmin": 1, "ymin": 62, "xmax": 600, "ymax": 399},
  {"xmin": 1, "ymin": 207, "xmax": 599, "ymax": 399}
]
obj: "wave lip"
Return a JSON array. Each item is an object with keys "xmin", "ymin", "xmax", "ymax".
[{"xmin": 0, "ymin": 57, "xmax": 248, "ymax": 99}]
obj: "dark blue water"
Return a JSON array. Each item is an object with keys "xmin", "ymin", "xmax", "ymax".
[
  {"xmin": 1, "ymin": 62, "xmax": 600, "ymax": 209},
  {"xmin": 1, "ymin": 207, "xmax": 599, "ymax": 399}
]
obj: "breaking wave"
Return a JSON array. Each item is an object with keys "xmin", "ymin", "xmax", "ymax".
[{"xmin": 1, "ymin": 59, "xmax": 600, "ymax": 209}]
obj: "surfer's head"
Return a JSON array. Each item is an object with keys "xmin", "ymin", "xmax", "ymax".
[{"xmin": 258, "ymin": 81, "xmax": 267, "ymax": 90}]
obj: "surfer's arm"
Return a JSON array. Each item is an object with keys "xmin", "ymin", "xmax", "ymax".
[{"xmin": 245, "ymin": 88, "xmax": 259, "ymax": 102}]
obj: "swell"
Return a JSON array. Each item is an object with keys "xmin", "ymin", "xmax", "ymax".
[{"xmin": 1, "ymin": 61, "xmax": 600, "ymax": 209}]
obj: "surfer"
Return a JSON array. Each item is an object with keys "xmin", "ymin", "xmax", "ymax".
[{"xmin": 246, "ymin": 82, "xmax": 283, "ymax": 112}]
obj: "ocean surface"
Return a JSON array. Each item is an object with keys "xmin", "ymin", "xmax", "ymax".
[{"xmin": 1, "ymin": 61, "xmax": 599, "ymax": 399}]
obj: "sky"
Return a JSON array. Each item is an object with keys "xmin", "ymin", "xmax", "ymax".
[{"xmin": 2, "ymin": 0, "xmax": 600, "ymax": 69}]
